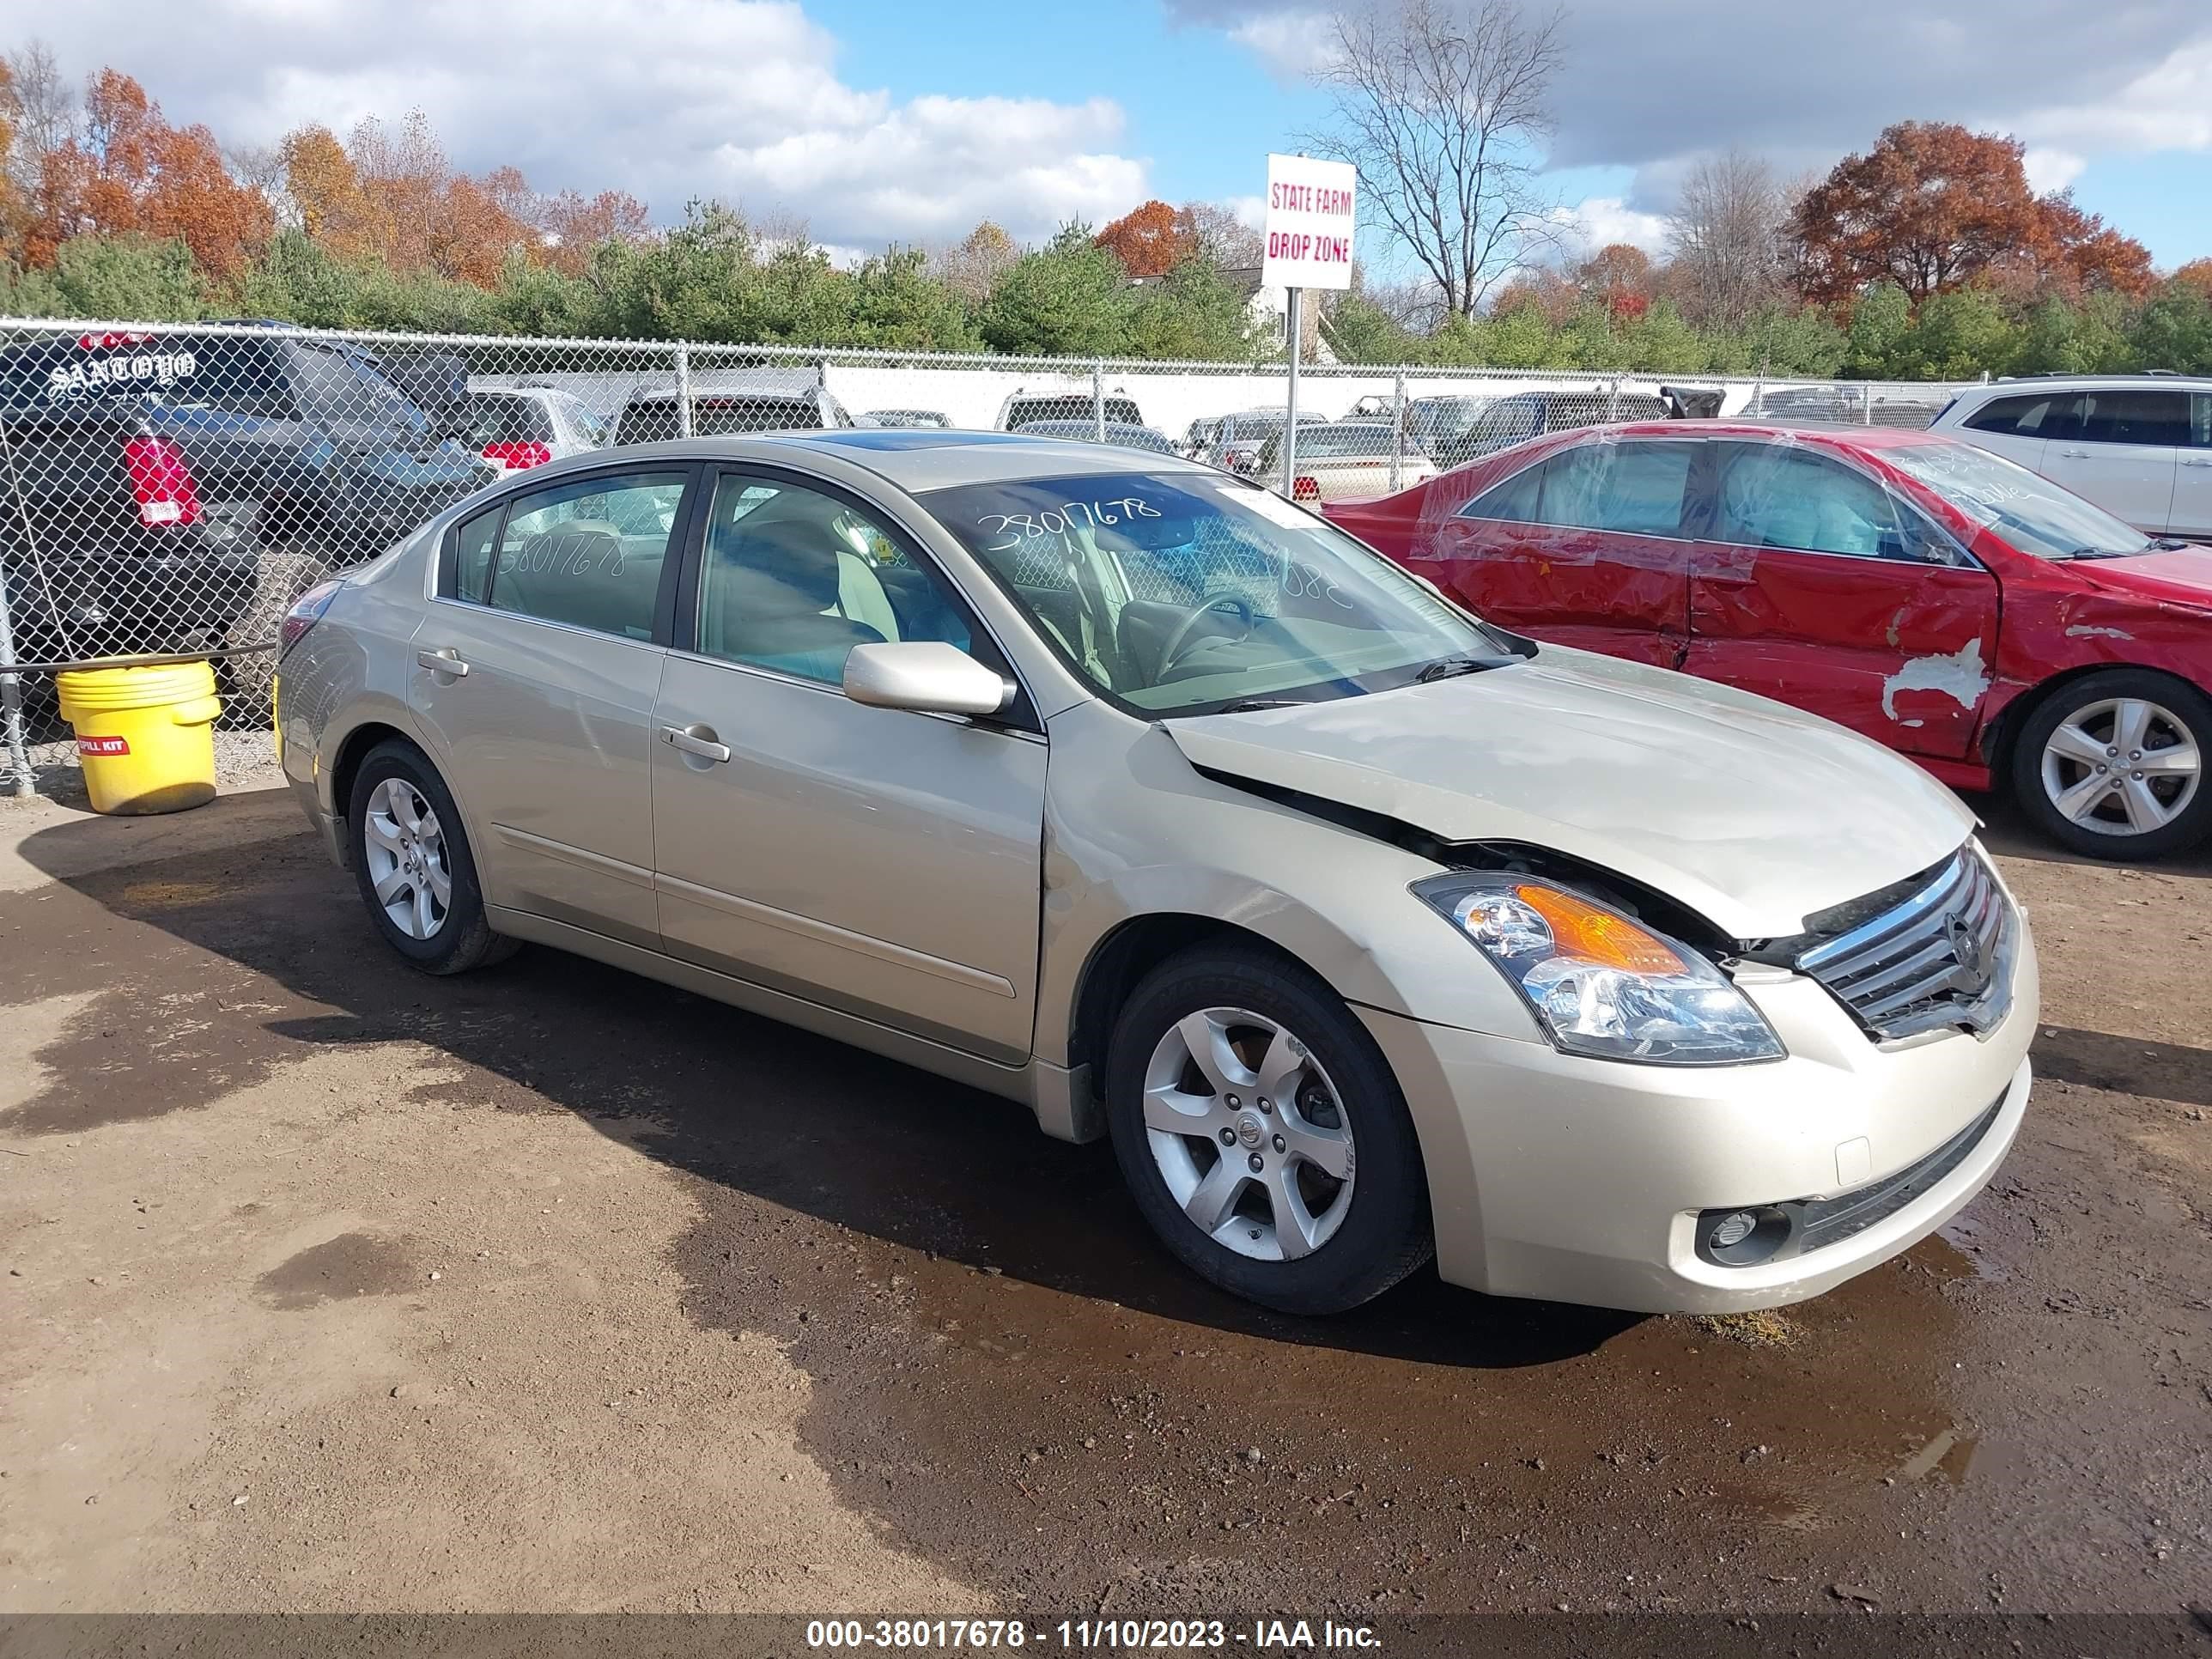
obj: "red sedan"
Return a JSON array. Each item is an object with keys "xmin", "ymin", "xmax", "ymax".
[{"xmin": 1325, "ymin": 422, "xmax": 2212, "ymax": 860}]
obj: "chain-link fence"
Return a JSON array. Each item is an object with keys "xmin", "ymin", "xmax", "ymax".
[{"xmin": 0, "ymin": 313, "xmax": 1973, "ymax": 796}]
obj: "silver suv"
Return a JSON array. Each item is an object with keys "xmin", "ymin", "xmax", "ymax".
[{"xmin": 1929, "ymin": 373, "xmax": 2212, "ymax": 540}]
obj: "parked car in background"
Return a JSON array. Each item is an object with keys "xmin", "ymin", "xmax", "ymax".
[
  {"xmin": 995, "ymin": 387, "xmax": 1144, "ymax": 430},
  {"xmin": 611, "ymin": 371, "xmax": 853, "ymax": 447},
  {"xmin": 1929, "ymin": 374, "xmax": 2212, "ymax": 541},
  {"xmin": 1449, "ymin": 390, "xmax": 1673, "ymax": 465},
  {"xmin": 276, "ymin": 430, "xmax": 2033, "ymax": 1318},
  {"xmin": 1013, "ymin": 419, "xmax": 1179, "ymax": 453},
  {"xmin": 1255, "ymin": 421, "xmax": 1437, "ymax": 502},
  {"xmin": 1206, "ymin": 409, "xmax": 1329, "ymax": 474},
  {"xmin": 1328, "ymin": 422, "xmax": 2212, "ymax": 860},
  {"xmin": 1754, "ymin": 385, "xmax": 1951, "ymax": 428},
  {"xmin": 0, "ymin": 323, "xmax": 489, "ymax": 678},
  {"xmin": 858, "ymin": 409, "xmax": 951, "ymax": 428},
  {"xmin": 1404, "ymin": 395, "xmax": 1495, "ymax": 468},
  {"xmin": 468, "ymin": 385, "xmax": 608, "ymax": 476}
]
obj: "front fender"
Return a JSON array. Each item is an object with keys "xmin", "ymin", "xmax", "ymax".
[{"xmin": 1033, "ymin": 703, "xmax": 1545, "ymax": 1069}]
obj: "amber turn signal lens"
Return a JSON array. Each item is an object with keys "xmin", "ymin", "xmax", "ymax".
[{"xmin": 1512, "ymin": 884, "xmax": 1685, "ymax": 975}]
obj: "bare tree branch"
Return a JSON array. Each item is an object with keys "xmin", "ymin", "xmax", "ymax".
[
  {"xmin": 1300, "ymin": 0, "xmax": 1563, "ymax": 319},
  {"xmin": 1666, "ymin": 149, "xmax": 1788, "ymax": 330}
]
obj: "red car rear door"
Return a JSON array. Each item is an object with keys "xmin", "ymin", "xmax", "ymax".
[
  {"xmin": 1685, "ymin": 440, "xmax": 2000, "ymax": 760},
  {"xmin": 1423, "ymin": 435, "xmax": 1696, "ymax": 668}
]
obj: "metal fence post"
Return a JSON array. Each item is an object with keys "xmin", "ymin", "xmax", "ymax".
[
  {"xmin": 1281, "ymin": 289, "xmax": 1304, "ymax": 500},
  {"xmin": 1864, "ymin": 386, "xmax": 1875, "ymax": 426},
  {"xmin": 1091, "ymin": 361, "xmax": 1107, "ymax": 442},
  {"xmin": 1389, "ymin": 369, "xmax": 1406, "ymax": 493},
  {"xmin": 1605, "ymin": 379, "xmax": 1621, "ymax": 422},
  {"xmin": 674, "ymin": 341, "xmax": 695, "ymax": 439},
  {"xmin": 0, "ymin": 586, "xmax": 32, "ymax": 798}
]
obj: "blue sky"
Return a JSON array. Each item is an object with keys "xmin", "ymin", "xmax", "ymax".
[{"xmin": 36, "ymin": 0, "xmax": 2212, "ymax": 276}]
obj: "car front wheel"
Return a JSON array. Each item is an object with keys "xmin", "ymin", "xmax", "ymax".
[
  {"xmin": 348, "ymin": 741, "xmax": 517, "ymax": 974},
  {"xmin": 2013, "ymin": 670, "xmax": 2212, "ymax": 860},
  {"xmin": 1104, "ymin": 944, "xmax": 1432, "ymax": 1315}
]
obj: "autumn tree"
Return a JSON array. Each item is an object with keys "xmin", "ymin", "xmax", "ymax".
[
  {"xmin": 1182, "ymin": 199, "xmax": 1263, "ymax": 269},
  {"xmin": 933, "ymin": 219, "xmax": 1018, "ymax": 305},
  {"xmin": 2174, "ymin": 258, "xmax": 2212, "ymax": 299},
  {"xmin": 1574, "ymin": 242, "xmax": 1652, "ymax": 321},
  {"xmin": 280, "ymin": 125, "xmax": 367, "ymax": 252},
  {"xmin": 27, "ymin": 69, "xmax": 268, "ymax": 277},
  {"xmin": 1094, "ymin": 198, "xmax": 1192, "ymax": 278},
  {"xmin": 540, "ymin": 187, "xmax": 649, "ymax": 276},
  {"xmin": 1787, "ymin": 121, "xmax": 2149, "ymax": 309}
]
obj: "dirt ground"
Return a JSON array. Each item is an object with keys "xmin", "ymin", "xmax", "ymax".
[{"xmin": 1, "ymin": 782, "xmax": 2207, "ymax": 1620}]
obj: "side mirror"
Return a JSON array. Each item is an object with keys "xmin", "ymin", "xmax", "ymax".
[{"xmin": 842, "ymin": 641, "xmax": 1013, "ymax": 719}]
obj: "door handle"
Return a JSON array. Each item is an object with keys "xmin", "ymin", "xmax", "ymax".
[
  {"xmin": 659, "ymin": 723, "xmax": 731, "ymax": 763},
  {"xmin": 2182, "ymin": 456, "xmax": 2212, "ymax": 467},
  {"xmin": 2056, "ymin": 447, "xmax": 2090, "ymax": 459},
  {"xmin": 416, "ymin": 648, "xmax": 470, "ymax": 678}
]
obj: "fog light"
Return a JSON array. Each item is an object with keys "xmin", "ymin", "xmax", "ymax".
[
  {"xmin": 1697, "ymin": 1203, "xmax": 1795, "ymax": 1267},
  {"xmin": 1709, "ymin": 1211, "xmax": 1757, "ymax": 1249}
]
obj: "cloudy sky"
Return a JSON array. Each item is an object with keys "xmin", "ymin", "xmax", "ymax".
[{"xmin": 25, "ymin": 0, "xmax": 2212, "ymax": 270}]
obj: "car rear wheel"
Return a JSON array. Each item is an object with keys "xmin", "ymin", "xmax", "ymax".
[
  {"xmin": 1104, "ymin": 944, "xmax": 1432, "ymax": 1315},
  {"xmin": 2013, "ymin": 669, "xmax": 2212, "ymax": 860},
  {"xmin": 348, "ymin": 741, "xmax": 517, "ymax": 974}
]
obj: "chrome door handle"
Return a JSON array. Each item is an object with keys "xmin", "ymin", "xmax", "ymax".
[
  {"xmin": 2056, "ymin": 447, "xmax": 2090, "ymax": 459},
  {"xmin": 659, "ymin": 723, "xmax": 731, "ymax": 763},
  {"xmin": 2182, "ymin": 456, "xmax": 2212, "ymax": 467},
  {"xmin": 416, "ymin": 648, "xmax": 470, "ymax": 677}
]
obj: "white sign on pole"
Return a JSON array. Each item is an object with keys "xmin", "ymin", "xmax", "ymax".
[{"xmin": 1261, "ymin": 153, "xmax": 1357, "ymax": 291}]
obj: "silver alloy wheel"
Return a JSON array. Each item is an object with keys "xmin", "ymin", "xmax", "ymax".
[
  {"xmin": 2039, "ymin": 696, "xmax": 2203, "ymax": 836},
  {"xmin": 362, "ymin": 776, "xmax": 452, "ymax": 940},
  {"xmin": 1142, "ymin": 1006, "xmax": 1356, "ymax": 1263}
]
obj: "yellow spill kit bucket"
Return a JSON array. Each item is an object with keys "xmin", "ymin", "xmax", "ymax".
[{"xmin": 56, "ymin": 661, "xmax": 222, "ymax": 816}]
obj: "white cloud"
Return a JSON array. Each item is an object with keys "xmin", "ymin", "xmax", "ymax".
[
  {"xmin": 1225, "ymin": 10, "xmax": 1337, "ymax": 79},
  {"xmin": 2022, "ymin": 148, "xmax": 2087, "ymax": 195},
  {"xmin": 1546, "ymin": 196, "xmax": 1672, "ymax": 259},
  {"xmin": 2016, "ymin": 40, "xmax": 2212, "ymax": 156},
  {"xmin": 29, "ymin": 0, "xmax": 1153, "ymax": 249}
]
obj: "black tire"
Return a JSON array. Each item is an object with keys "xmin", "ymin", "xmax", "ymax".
[
  {"xmin": 2010, "ymin": 669, "xmax": 2212, "ymax": 861},
  {"xmin": 347, "ymin": 740, "xmax": 518, "ymax": 975},
  {"xmin": 1103, "ymin": 943, "xmax": 1432, "ymax": 1315}
]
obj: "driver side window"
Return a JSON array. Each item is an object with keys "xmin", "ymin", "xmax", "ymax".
[{"xmin": 694, "ymin": 472, "xmax": 972, "ymax": 685}]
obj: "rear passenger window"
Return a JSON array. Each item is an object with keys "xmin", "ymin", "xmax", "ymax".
[
  {"xmin": 2076, "ymin": 389, "xmax": 2189, "ymax": 447},
  {"xmin": 1462, "ymin": 463, "xmax": 1542, "ymax": 524},
  {"xmin": 1518, "ymin": 441, "xmax": 1693, "ymax": 538},
  {"xmin": 485, "ymin": 470, "xmax": 687, "ymax": 640}
]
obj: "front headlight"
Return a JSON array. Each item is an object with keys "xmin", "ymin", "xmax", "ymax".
[{"xmin": 1413, "ymin": 873, "xmax": 1784, "ymax": 1066}]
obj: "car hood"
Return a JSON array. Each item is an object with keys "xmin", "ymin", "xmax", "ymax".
[
  {"xmin": 1164, "ymin": 649, "xmax": 1976, "ymax": 940},
  {"xmin": 2069, "ymin": 544, "xmax": 2212, "ymax": 609}
]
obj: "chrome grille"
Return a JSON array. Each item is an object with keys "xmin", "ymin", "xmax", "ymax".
[{"xmin": 1796, "ymin": 849, "xmax": 2014, "ymax": 1042}]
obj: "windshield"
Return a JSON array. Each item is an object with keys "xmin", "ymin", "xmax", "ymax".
[
  {"xmin": 1261, "ymin": 425, "xmax": 1393, "ymax": 462},
  {"xmin": 924, "ymin": 471, "xmax": 1511, "ymax": 715},
  {"xmin": 1886, "ymin": 441, "xmax": 2155, "ymax": 559}
]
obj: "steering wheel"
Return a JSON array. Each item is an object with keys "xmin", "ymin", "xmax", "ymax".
[{"xmin": 1156, "ymin": 592, "xmax": 1259, "ymax": 677}]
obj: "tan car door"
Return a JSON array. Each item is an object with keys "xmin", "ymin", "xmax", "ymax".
[
  {"xmin": 409, "ymin": 465, "xmax": 697, "ymax": 950},
  {"xmin": 648, "ymin": 468, "xmax": 1048, "ymax": 1063}
]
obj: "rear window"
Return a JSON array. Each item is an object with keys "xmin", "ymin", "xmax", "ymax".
[
  {"xmin": 612, "ymin": 395, "xmax": 824, "ymax": 446},
  {"xmin": 470, "ymin": 394, "xmax": 555, "ymax": 446},
  {"xmin": 0, "ymin": 334, "xmax": 209, "ymax": 415},
  {"xmin": 1006, "ymin": 396, "xmax": 1142, "ymax": 428}
]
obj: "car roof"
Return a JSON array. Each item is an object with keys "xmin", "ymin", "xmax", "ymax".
[
  {"xmin": 526, "ymin": 430, "xmax": 1223, "ymax": 492},
  {"xmin": 1575, "ymin": 419, "xmax": 1957, "ymax": 450}
]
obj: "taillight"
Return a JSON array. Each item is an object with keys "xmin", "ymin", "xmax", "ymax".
[
  {"xmin": 1292, "ymin": 476, "xmax": 1321, "ymax": 502},
  {"xmin": 122, "ymin": 436, "xmax": 201, "ymax": 527},
  {"xmin": 80, "ymin": 330, "xmax": 154, "ymax": 350},
  {"xmin": 482, "ymin": 441, "xmax": 552, "ymax": 470},
  {"xmin": 279, "ymin": 579, "xmax": 344, "ymax": 656}
]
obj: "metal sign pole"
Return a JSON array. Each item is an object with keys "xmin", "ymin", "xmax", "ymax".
[{"xmin": 1281, "ymin": 287, "xmax": 1302, "ymax": 500}]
